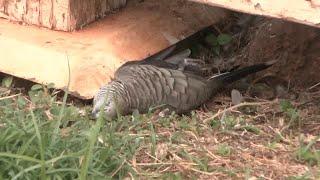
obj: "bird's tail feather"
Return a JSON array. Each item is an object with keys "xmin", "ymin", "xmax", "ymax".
[{"xmin": 209, "ymin": 60, "xmax": 276, "ymax": 84}]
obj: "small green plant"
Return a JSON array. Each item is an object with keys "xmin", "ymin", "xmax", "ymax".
[
  {"xmin": 217, "ymin": 34, "xmax": 233, "ymax": 45},
  {"xmin": 210, "ymin": 119, "xmax": 221, "ymax": 129},
  {"xmin": 210, "ymin": 115, "xmax": 238, "ymax": 130},
  {"xmin": 1, "ymin": 76, "xmax": 13, "ymax": 88},
  {"xmin": 215, "ymin": 167, "xmax": 237, "ymax": 177},
  {"xmin": 295, "ymin": 136, "xmax": 320, "ymax": 166},
  {"xmin": 205, "ymin": 33, "xmax": 232, "ymax": 55},
  {"xmin": 279, "ymin": 100, "xmax": 300, "ymax": 129},
  {"xmin": 280, "ymin": 100, "xmax": 299, "ymax": 121},
  {"xmin": 210, "ymin": 115, "xmax": 260, "ymax": 135},
  {"xmin": 244, "ymin": 167, "xmax": 253, "ymax": 180},
  {"xmin": 222, "ymin": 115, "xmax": 238, "ymax": 130},
  {"xmin": 288, "ymin": 172, "xmax": 313, "ymax": 180},
  {"xmin": 161, "ymin": 172, "xmax": 183, "ymax": 180},
  {"xmin": 215, "ymin": 143, "xmax": 232, "ymax": 157},
  {"xmin": 266, "ymin": 141, "xmax": 279, "ymax": 150},
  {"xmin": 241, "ymin": 125, "xmax": 261, "ymax": 135}
]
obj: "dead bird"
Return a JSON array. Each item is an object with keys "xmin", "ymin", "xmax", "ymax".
[{"xmin": 92, "ymin": 46, "xmax": 275, "ymax": 119}]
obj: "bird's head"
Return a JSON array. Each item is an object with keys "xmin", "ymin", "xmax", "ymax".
[{"xmin": 91, "ymin": 85, "xmax": 123, "ymax": 119}]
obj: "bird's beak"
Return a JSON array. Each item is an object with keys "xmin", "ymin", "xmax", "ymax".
[{"xmin": 91, "ymin": 109, "xmax": 99, "ymax": 119}]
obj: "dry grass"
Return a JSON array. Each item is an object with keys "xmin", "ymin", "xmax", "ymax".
[{"xmin": 124, "ymin": 93, "xmax": 319, "ymax": 179}]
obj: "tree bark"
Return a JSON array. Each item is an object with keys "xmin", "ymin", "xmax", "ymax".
[{"xmin": 0, "ymin": 0, "xmax": 126, "ymax": 31}]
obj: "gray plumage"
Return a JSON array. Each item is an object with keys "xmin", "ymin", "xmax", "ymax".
[{"xmin": 92, "ymin": 47, "xmax": 275, "ymax": 119}]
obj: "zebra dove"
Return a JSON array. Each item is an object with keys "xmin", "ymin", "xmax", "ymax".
[{"xmin": 92, "ymin": 47, "xmax": 275, "ymax": 119}]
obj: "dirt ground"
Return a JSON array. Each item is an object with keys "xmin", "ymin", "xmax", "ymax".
[
  {"xmin": 236, "ymin": 17, "xmax": 320, "ymax": 89},
  {"xmin": 192, "ymin": 14, "xmax": 320, "ymax": 179}
]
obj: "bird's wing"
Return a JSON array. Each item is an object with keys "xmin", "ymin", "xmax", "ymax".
[
  {"xmin": 163, "ymin": 49, "xmax": 192, "ymax": 65},
  {"xmin": 119, "ymin": 45, "xmax": 177, "ymax": 68}
]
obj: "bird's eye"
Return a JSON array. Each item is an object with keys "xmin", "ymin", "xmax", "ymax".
[{"xmin": 103, "ymin": 101, "xmax": 111, "ymax": 109}]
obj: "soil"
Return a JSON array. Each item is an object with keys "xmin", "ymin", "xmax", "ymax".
[
  {"xmin": 236, "ymin": 17, "xmax": 320, "ymax": 89},
  {"xmin": 185, "ymin": 14, "xmax": 320, "ymax": 178},
  {"xmin": 197, "ymin": 14, "xmax": 320, "ymax": 107}
]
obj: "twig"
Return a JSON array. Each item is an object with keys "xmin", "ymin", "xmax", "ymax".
[
  {"xmin": 0, "ymin": 93, "xmax": 21, "ymax": 101},
  {"xmin": 135, "ymin": 162, "xmax": 197, "ymax": 166},
  {"xmin": 267, "ymin": 125, "xmax": 293, "ymax": 145},
  {"xmin": 125, "ymin": 160, "xmax": 139, "ymax": 174},
  {"xmin": 111, "ymin": 159, "xmax": 126, "ymax": 177},
  {"xmin": 185, "ymin": 167, "xmax": 215, "ymax": 176},
  {"xmin": 53, "ymin": 101, "xmax": 72, "ymax": 106},
  {"xmin": 203, "ymin": 100, "xmax": 278, "ymax": 123},
  {"xmin": 185, "ymin": 131, "xmax": 199, "ymax": 141},
  {"xmin": 159, "ymin": 166, "xmax": 171, "ymax": 173},
  {"xmin": 202, "ymin": 146, "xmax": 228, "ymax": 164},
  {"xmin": 127, "ymin": 172, "xmax": 134, "ymax": 180},
  {"xmin": 145, "ymin": 152, "xmax": 163, "ymax": 163},
  {"xmin": 308, "ymin": 81, "xmax": 320, "ymax": 90}
]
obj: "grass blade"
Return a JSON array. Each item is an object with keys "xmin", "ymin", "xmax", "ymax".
[
  {"xmin": 80, "ymin": 114, "xmax": 105, "ymax": 179},
  {"xmin": 30, "ymin": 109, "xmax": 46, "ymax": 179},
  {"xmin": 149, "ymin": 122, "xmax": 156, "ymax": 157},
  {"xmin": 12, "ymin": 154, "xmax": 79, "ymax": 180},
  {"xmin": 52, "ymin": 54, "xmax": 71, "ymax": 145},
  {"xmin": 0, "ymin": 152, "xmax": 41, "ymax": 163}
]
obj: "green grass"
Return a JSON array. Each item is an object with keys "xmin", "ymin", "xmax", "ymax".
[
  {"xmin": 0, "ymin": 85, "xmax": 138, "ymax": 179},
  {"xmin": 295, "ymin": 136, "xmax": 320, "ymax": 166},
  {"xmin": 215, "ymin": 143, "xmax": 232, "ymax": 157},
  {"xmin": 0, "ymin": 83, "xmax": 217, "ymax": 179}
]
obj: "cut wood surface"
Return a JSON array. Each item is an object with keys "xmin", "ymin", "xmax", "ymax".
[
  {"xmin": 0, "ymin": 0, "xmax": 126, "ymax": 31},
  {"xmin": 0, "ymin": 0, "xmax": 229, "ymax": 99},
  {"xmin": 191, "ymin": 0, "xmax": 320, "ymax": 28}
]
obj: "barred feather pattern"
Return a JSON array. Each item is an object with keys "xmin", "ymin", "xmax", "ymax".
[
  {"xmin": 93, "ymin": 59, "xmax": 275, "ymax": 119},
  {"xmin": 93, "ymin": 64, "xmax": 214, "ymax": 118},
  {"xmin": 93, "ymin": 80, "xmax": 129, "ymax": 108},
  {"xmin": 119, "ymin": 65, "xmax": 215, "ymax": 114}
]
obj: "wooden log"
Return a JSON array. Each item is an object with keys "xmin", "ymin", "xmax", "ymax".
[
  {"xmin": 0, "ymin": 0, "xmax": 126, "ymax": 31},
  {"xmin": 191, "ymin": 0, "xmax": 320, "ymax": 28}
]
